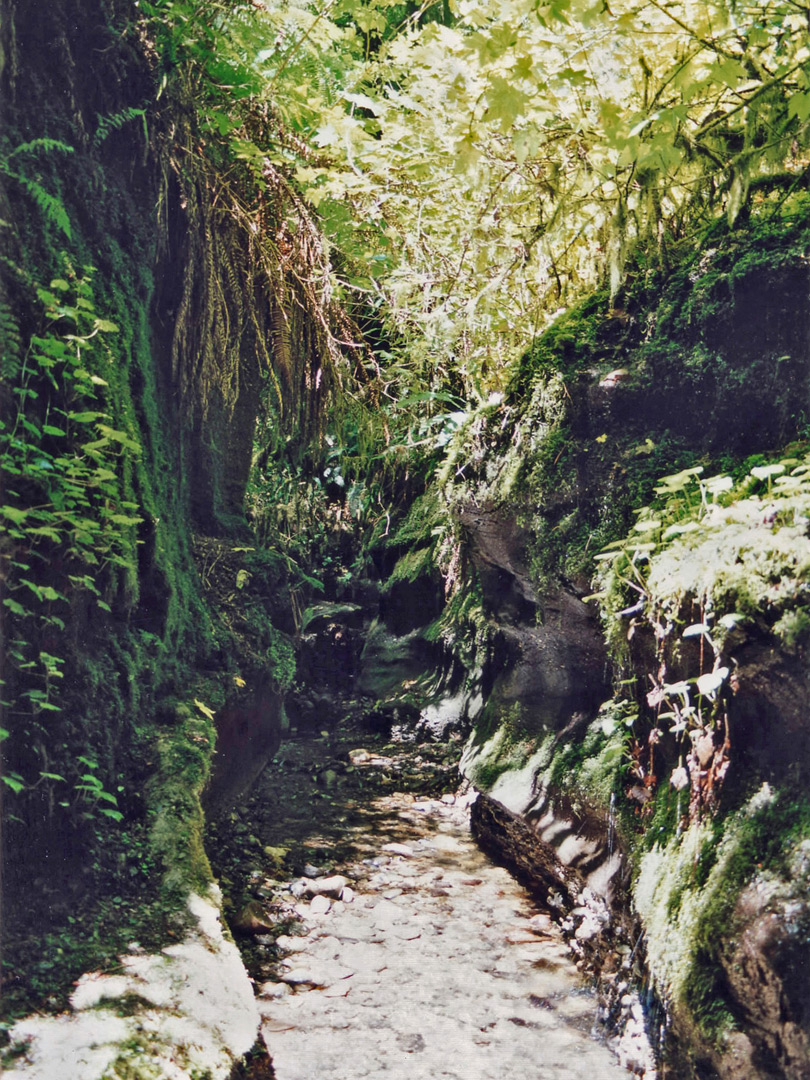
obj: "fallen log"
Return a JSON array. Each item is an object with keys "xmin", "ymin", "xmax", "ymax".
[{"xmin": 470, "ymin": 793, "xmax": 584, "ymax": 913}]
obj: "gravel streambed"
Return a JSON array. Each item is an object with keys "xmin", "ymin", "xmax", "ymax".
[{"xmin": 210, "ymin": 734, "xmax": 632, "ymax": 1079}]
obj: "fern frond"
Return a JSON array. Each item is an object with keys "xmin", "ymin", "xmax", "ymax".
[
  {"xmin": 4, "ymin": 138, "xmax": 74, "ymax": 162},
  {"xmin": 92, "ymin": 108, "xmax": 146, "ymax": 149},
  {"xmin": 0, "ymin": 300, "xmax": 23, "ymax": 380},
  {"xmin": 11, "ymin": 174, "xmax": 72, "ymax": 239}
]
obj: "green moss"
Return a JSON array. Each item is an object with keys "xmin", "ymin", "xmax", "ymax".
[
  {"xmin": 635, "ymin": 783, "xmax": 810, "ymax": 1042},
  {"xmin": 511, "ymin": 288, "xmax": 612, "ymax": 392},
  {"xmin": 387, "ymin": 546, "xmax": 436, "ymax": 588},
  {"xmin": 389, "ymin": 491, "xmax": 444, "ymax": 549},
  {"xmin": 265, "ymin": 623, "xmax": 296, "ymax": 692},
  {"xmin": 465, "ymin": 703, "xmax": 553, "ymax": 792},
  {"xmin": 146, "ymin": 700, "xmax": 217, "ymax": 904}
]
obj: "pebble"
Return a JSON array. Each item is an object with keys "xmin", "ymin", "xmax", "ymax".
[
  {"xmin": 310, "ymin": 894, "xmax": 332, "ymax": 915},
  {"xmin": 275, "ymin": 935, "xmax": 309, "ymax": 954},
  {"xmin": 258, "ymin": 981, "xmax": 292, "ymax": 999},
  {"xmin": 381, "ymin": 842, "xmax": 414, "ymax": 858},
  {"xmin": 281, "ymin": 968, "xmax": 319, "ymax": 986}
]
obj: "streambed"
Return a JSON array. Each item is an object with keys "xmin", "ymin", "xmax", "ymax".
[{"xmin": 212, "ymin": 734, "xmax": 633, "ymax": 1079}]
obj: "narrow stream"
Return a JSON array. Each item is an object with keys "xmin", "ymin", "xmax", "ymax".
[{"xmin": 211, "ymin": 733, "xmax": 630, "ymax": 1079}]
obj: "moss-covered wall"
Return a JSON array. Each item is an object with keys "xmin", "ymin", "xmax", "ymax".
[
  {"xmin": 0, "ymin": 0, "xmax": 298, "ymax": 1018},
  {"xmin": 424, "ymin": 201, "xmax": 810, "ymax": 1078}
]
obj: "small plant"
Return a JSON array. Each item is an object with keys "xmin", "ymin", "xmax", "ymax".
[{"xmin": 74, "ymin": 757, "xmax": 124, "ymax": 822}]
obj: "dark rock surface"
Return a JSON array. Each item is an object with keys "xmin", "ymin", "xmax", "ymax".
[
  {"xmin": 456, "ymin": 504, "xmax": 608, "ymax": 730},
  {"xmin": 205, "ymin": 678, "xmax": 284, "ymax": 813}
]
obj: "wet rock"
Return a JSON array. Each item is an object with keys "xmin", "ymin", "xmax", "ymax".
[
  {"xmin": 714, "ymin": 881, "xmax": 810, "ymax": 1077},
  {"xmin": 232, "ymin": 901, "xmax": 276, "ymax": 935}
]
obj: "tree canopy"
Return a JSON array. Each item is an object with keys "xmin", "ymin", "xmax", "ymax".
[{"xmin": 145, "ymin": 0, "xmax": 810, "ymax": 411}]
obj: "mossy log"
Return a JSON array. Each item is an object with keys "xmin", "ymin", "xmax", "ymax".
[{"xmin": 470, "ymin": 792, "xmax": 583, "ymax": 911}]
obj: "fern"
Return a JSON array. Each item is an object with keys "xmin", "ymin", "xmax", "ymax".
[
  {"xmin": 8, "ymin": 174, "xmax": 72, "ymax": 239},
  {"xmin": 0, "ymin": 299, "xmax": 23, "ymax": 380},
  {"xmin": 0, "ymin": 139, "xmax": 74, "ymax": 239},
  {"xmin": 4, "ymin": 138, "xmax": 73, "ymax": 162},
  {"xmin": 92, "ymin": 108, "xmax": 147, "ymax": 149}
]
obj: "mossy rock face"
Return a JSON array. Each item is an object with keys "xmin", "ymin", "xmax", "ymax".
[
  {"xmin": 434, "ymin": 208, "xmax": 810, "ymax": 1076},
  {"xmin": 634, "ymin": 785, "xmax": 810, "ymax": 1077},
  {"xmin": 453, "ymin": 503, "xmax": 608, "ymax": 730},
  {"xmin": 357, "ymin": 618, "xmax": 443, "ymax": 702}
]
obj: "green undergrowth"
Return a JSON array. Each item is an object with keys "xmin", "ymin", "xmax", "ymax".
[
  {"xmin": 465, "ymin": 697, "xmax": 633, "ymax": 813},
  {"xmin": 0, "ymin": 5, "xmax": 252, "ymax": 1027},
  {"xmin": 1, "ymin": 689, "xmax": 224, "ymax": 1029},
  {"xmin": 545, "ymin": 700, "xmax": 635, "ymax": 809},
  {"xmin": 432, "ymin": 200, "xmax": 810, "ymax": 602},
  {"xmin": 596, "ymin": 447, "xmax": 810, "ymax": 670},
  {"xmin": 423, "ymin": 581, "xmax": 489, "ymax": 668}
]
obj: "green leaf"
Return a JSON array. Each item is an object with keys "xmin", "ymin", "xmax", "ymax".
[
  {"xmin": 26, "ymin": 526, "xmax": 61, "ymax": 541},
  {"xmin": 39, "ymin": 586, "xmax": 65, "ymax": 602},
  {"xmin": 69, "ymin": 411, "xmax": 107, "ymax": 423},
  {"xmin": 20, "ymin": 578, "xmax": 43, "ymax": 600},
  {"xmin": 2, "ymin": 774, "xmax": 26, "ymax": 793},
  {"xmin": 96, "ymin": 425, "xmax": 141, "ymax": 453},
  {"xmin": 484, "ymin": 76, "xmax": 530, "ymax": 130},
  {"xmin": 1, "ymin": 505, "xmax": 28, "ymax": 525},
  {"xmin": 93, "ymin": 318, "xmax": 119, "ymax": 333},
  {"xmin": 3, "ymin": 598, "xmax": 29, "ymax": 617},
  {"xmin": 194, "ymin": 698, "xmax": 217, "ymax": 721},
  {"xmin": 106, "ymin": 513, "xmax": 143, "ymax": 526},
  {"xmin": 788, "ymin": 92, "xmax": 810, "ymax": 123}
]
